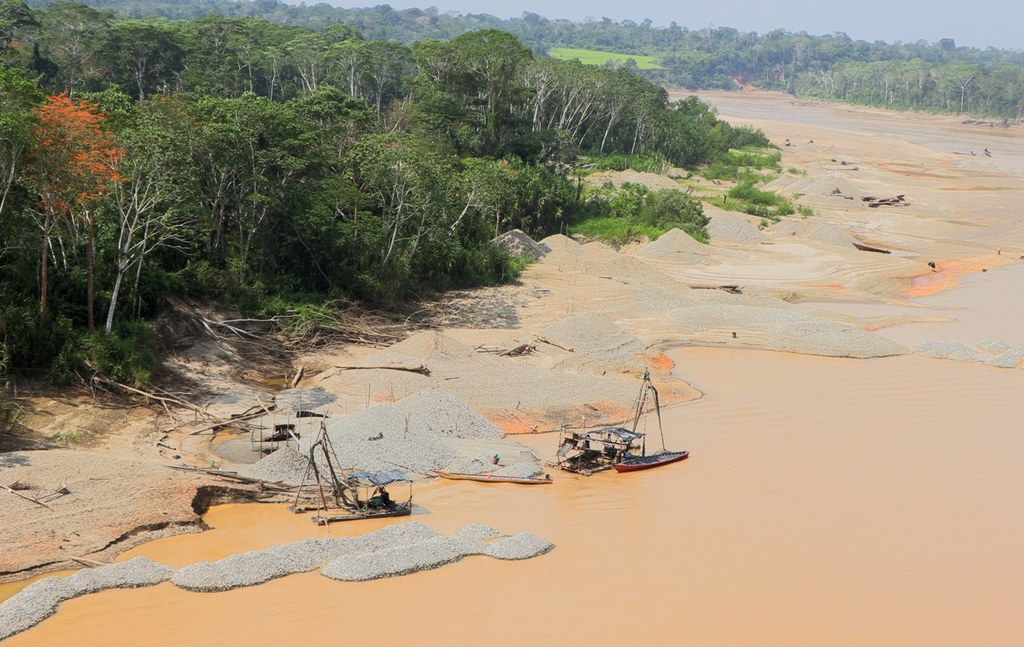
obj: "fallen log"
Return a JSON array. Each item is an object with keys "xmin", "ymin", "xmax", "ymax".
[
  {"xmin": 4, "ymin": 485, "xmax": 53, "ymax": 510},
  {"xmin": 186, "ymin": 409, "xmax": 266, "ymax": 436},
  {"xmin": 69, "ymin": 556, "xmax": 109, "ymax": 568},
  {"xmin": 92, "ymin": 377, "xmax": 208, "ymax": 417},
  {"xmin": 533, "ymin": 336, "xmax": 574, "ymax": 352},
  {"xmin": 852, "ymin": 242, "xmax": 892, "ymax": 254},
  {"xmin": 333, "ymin": 364, "xmax": 431, "ymax": 377},
  {"xmin": 500, "ymin": 343, "xmax": 537, "ymax": 357},
  {"xmin": 692, "ymin": 285, "xmax": 743, "ymax": 294}
]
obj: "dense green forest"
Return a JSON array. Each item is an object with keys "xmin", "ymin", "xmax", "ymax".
[
  {"xmin": 20, "ymin": 0, "xmax": 1024, "ymax": 118},
  {"xmin": 0, "ymin": 0, "xmax": 763, "ymax": 390}
]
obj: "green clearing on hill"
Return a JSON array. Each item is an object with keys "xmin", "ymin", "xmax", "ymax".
[{"xmin": 548, "ymin": 47, "xmax": 666, "ymax": 70}]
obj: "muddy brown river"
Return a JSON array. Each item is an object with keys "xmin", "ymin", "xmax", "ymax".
[{"xmin": 7, "ymin": 336, "xmax": 1024, "ymax": 645}]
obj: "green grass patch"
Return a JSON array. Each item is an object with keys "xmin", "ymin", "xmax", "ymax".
[
  {"xmin": 721, "ymin": 179, "xmax": 796, "ymax": 220},
  {"xmin": 580, "ymin": 153, "xmax": 668, "ymax": 175},
  {"xmin": 701, "ymin": 148, "xmax": 781, "ymax": 181},
  {"xmin": 570, "ymin": 217, "xmax": 665, "ymax": 247},
  {"xmin": 549, "ymin": 48, "xmax": 666, "ymax": 70}
]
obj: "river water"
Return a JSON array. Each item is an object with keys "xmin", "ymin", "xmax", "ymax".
[{"xmin": 8, "ymin": 335, "xmax": 1024, "ymax": 645}]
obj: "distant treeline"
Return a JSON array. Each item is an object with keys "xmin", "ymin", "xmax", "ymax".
[
  {"xmin": 18, "ymin": 0, "xmax": 1024, "ymax": 118},
  {"xmin": 0, "ymin": 1, "xmax": 762, "ymax": 383}
]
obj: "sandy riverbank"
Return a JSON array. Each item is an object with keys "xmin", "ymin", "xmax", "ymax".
[{"xmin": 3, "ymin": 90, "xmax": 1024, "ymax": 598}]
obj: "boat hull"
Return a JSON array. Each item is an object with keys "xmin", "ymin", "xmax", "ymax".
[
  {"xmin": 614, "ymin": 451, "xmax": 689, "ymax": 473},
  {"xmin": 432, "ymin": 469, "xmax": 553, "ymax": 484}
]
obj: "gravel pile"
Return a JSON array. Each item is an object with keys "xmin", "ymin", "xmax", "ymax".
[
  {"xmin": 669, "ymin": 303, "xmax": 908, "ymax": 358},
  {"xmin": 978, "ymin": 340, "xmax": 1012, "ymax": 354},
  {"xmin": 237, "ymin": 446, "xmax": 310, "ymax": 486},
  {"xmin": 915, "ymin": 342, "xmax": 979, "ymax": 362},
  {"xmin": 308, "ymin": 388, "xmax": 519, "ymax": 476},
  {"xmin": 459, "ymin": 524, "xmax": 506, "ymax": 541},
  {"xmin": 537, "ymin": 234, "xmax": 585, "ymax": 267},
  {"xmin": 320, "ymin": 523, "xmax": 554, "ymax": 582},
  {"xmin": 706, "ymin": 213, "xmax": 769, "ymax": 245},
  {"xmin": 172, "ymin": 523, "xmax": 438, "ymax": 592},
  {"xmin": 787, "ymin": 174, "xmax": 866, "ymax": 199},
  {"xmin": 0, "ymin": 557, "xmax": 173, "ymax": 641},
  {"xmin": 322, "ymin": 535, "xmax": 474, "ymax": 582},
  {"xmin": 494, "ymin": 229, "xmax": 550, "ymax": 260},
  {"xmin": 444, "ymin": 457, "xmax": 499, "ymax": 474},
  {"xmin": 769, "ymin": 218, "xmax": 857, "ymax": 247},
  {"xmin": 984, "ymin": 346, "xmax": 1024, "ymax": 368},
  {"xmin": 634, "ymin": 228, "xmax": 715, "ymax": 265},
  {"xmin": 542, "ymin": 311, "xmax": 648, "ymax": 365},
  {"xmin": 484, "ymin": 532, "xmax": 556, "ymax": 560},
  {"xmin": 491, "ymin": 462, "xmax": 547, "ymax": 479}
]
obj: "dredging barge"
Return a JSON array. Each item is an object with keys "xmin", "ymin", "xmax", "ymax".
[{"xmin": 553, "ymin": 369, "xmax": 688, "ymax": 475}]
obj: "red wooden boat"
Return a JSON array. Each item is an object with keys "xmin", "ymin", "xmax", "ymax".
[{"xmin": 615, "ymin": 450, "xmax": 689, "ymax": 473}]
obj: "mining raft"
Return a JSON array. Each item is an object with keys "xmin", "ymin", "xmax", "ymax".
[{"xmin": 289, "ymin": 420, "xmax": 413, "ymax": 525}]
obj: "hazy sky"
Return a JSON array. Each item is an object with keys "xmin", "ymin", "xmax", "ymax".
[{"xmin": 323, "ymin": 1, "xmax": 1022, "ymax": 50}]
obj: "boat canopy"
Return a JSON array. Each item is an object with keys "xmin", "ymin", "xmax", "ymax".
[
  {"xmin": 588, "ymin": 426, "xmax": 644, "ymax": 442},
  {"xmin": 352, "ymin": 470, "xmax": 411, "ymax": 486}
]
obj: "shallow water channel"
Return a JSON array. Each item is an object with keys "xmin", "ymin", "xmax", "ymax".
[{"xmin": 7, "ymin": 290, "xmax": 1024, "ymax": 645}]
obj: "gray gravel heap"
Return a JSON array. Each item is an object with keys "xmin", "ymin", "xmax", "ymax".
[
  {"xmin": 312, "ymin": 388, "xmax": 505, "ymax": 476},
  {"xmin": 494, "ymin": 229, "xmax": 550, "ymax": 260},
  {"xmin": 491, "ymin": 462, "xmax": 546, "ymax": 479},
  {"xmin": 915, "ymin": 342, "xmax": 980, "ymax": 362},
  {"xmin": 237, "ymin": 446, "xmax": 310, "ymax": 486},
  {"xmin": 320, "ymin": 523, "xmax": 554, "ymax": 582},
  {"xmin": 172, "ymin": 522, "xmax": 438, "ymax": 592},
  {"xmin": 484, "ymin": 532, "xmax": 556, "ymax": 561},
  {"xmin": 543, "ymin": 312, "xmax": 647, "ymax": 363},
  {"xmin": 984, "ymin": 346, "xmax": 1024, "ymax": 368},
  {"xmin": 706, "ymin": 213, "xmax": 769, "ymax": 245},
  {"xmin": 978, "ymin": 339, "xmax": 1013, "ymax": 354},
  {"xmin": 459, "ymin": 524, "xmax": 506, "ymax": 541},
  {"xmin": 321, "ymin": 535, "xmax": 477, "ymax": 582},
  {"xmin": 0, "ymin": 557, "xmax": 173, "ymax": 641}
]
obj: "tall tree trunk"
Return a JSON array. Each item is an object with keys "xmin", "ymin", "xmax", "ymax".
[
  {"xmin": 39, "ymin": 212, "xmax": 51, "ymax": 321},
  {"xmin": 105, "ymin": 264, "xmax": 125, "ymax": 334},
  {"xmin": 86, "ymin": 213, "xmax": 95, "ymax": 331}
]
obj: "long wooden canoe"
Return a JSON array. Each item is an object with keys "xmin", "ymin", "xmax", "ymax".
[
  {"xmin": 432, "ymin": 469, "xmax": 553, "ymax": 484},
  {"xmin": 614, "ymin": 450, "xmax": 689, "ymax": 473}
]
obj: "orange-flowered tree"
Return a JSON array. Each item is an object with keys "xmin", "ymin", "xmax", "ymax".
[{"xmin": 27, "ymin": 92, "xmax": 122, "ymax": 328}]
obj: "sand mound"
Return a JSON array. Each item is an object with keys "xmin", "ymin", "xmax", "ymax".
[
  {"xmin": 494, "ymin": 229, "xmax": 549, "ymax": 260},
  {"xmin": 769, "ymin": 218, "xmax": 857, "ymax": 247},
  {"xmin": 706, "ymin": 212, "xmax": 769, "ymax": 245},
  {"xmin": 372, "ymin": 330, "xmax": 476, "ymax": 364},
  {"xmin": 537, "ymin": 234, "xmax": 584, "ymax": 266},
  {"xmin": 634, "ymin": 228, "xmax": 714, "ymax": 265},
  {"xmin": 787, "ymin": 174, "xmax": 866, "ymax": 199},
  {"xmin": 542, "ymin": 312, "xmax": 648, "ymax": 363}
]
